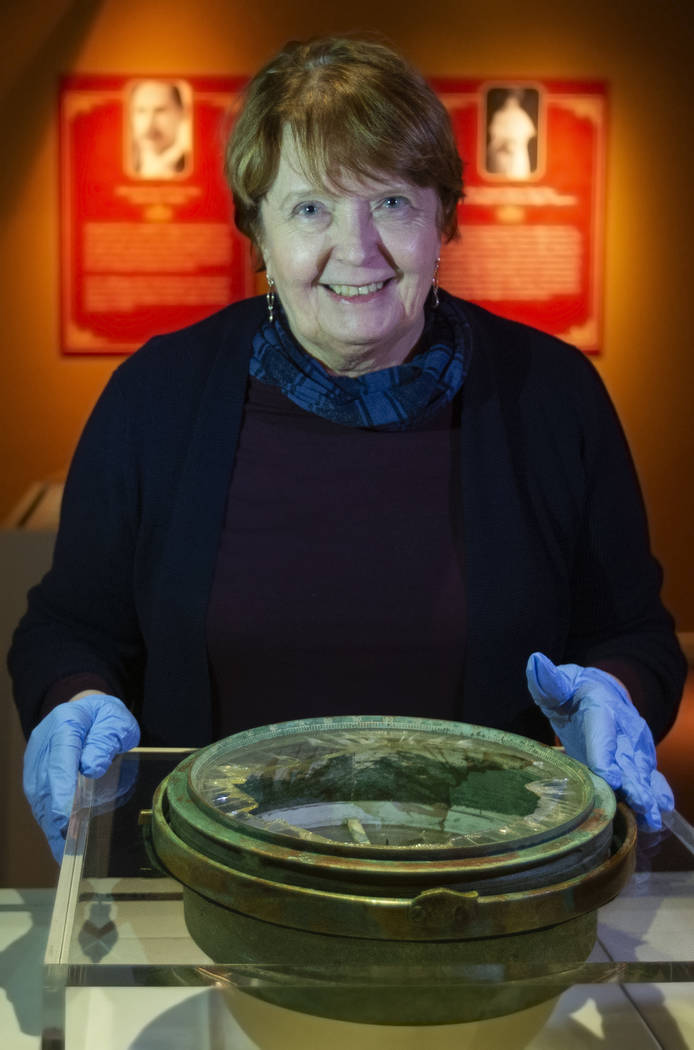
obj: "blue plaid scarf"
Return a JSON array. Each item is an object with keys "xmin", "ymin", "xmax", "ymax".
[{"xmin": 249, "ymin": 291, "xmax": 470, "ymax": 430}]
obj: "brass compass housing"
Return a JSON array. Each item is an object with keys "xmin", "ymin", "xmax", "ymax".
[{"xmin": 150, "ymin": 716, "xmax": 636, "ymax": 1024}]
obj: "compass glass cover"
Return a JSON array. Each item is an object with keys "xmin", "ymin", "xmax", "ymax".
[{"xmin": 188, "ymin": 717, "xmax": 602, "ymax": 855}]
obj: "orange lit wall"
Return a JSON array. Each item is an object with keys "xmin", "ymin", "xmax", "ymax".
[{"xmin": 1, "ymin": 0, "xmax": 692, "ymax": 632}]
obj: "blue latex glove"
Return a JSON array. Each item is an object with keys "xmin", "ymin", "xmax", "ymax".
[
  {"xmin": 526, "ymin": 652, "xmax": 674, "ymax": 830},
  {"xmin": 23, "ymin": 693, "xmax": 140, "ymax": 862}
]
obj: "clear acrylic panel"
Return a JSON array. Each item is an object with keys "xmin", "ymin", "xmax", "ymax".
[{"xmin": 42, "ymin": 749, "xmax": 694, "ymax": 1049}]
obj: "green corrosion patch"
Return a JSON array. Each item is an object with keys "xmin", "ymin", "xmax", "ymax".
[{"xmin": 448, "ymin": 767, "xmax": 538, "ymax": 817}]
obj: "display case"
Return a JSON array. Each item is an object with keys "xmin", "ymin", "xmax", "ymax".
[{"xmin": 42, "ymin": 748, "xmax": 694, "ymax": 1049}]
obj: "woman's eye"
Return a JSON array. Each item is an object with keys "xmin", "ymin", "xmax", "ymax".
[
  {"xmin": 293, "ymin": 202, "xmax": 323, "ymax": 218},
  {"xmin": 381, "ymin": 195, "xmax": 408, "ymax": 210}
]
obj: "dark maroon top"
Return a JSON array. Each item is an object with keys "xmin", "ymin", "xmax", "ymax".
[{"xmin": 206, "ymin": 377, "xmax": 466, "ymax": 738}]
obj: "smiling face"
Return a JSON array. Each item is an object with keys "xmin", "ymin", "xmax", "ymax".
[{"xmin": 258, "ymin": 132, "xmax": 443, "ymax": 376}]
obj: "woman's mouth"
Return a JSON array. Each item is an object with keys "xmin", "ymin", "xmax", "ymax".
[{"xmin": 323, "ymin": 279, "xmax": 390, "ymax": 299}]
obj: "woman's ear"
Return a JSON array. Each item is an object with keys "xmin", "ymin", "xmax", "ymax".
[
  {"xmin": 252, "ymin": 244, "xmax": 266, "ymax": 274},
  {"xmin": 251, "ymin": 226, "xmax": 268, "ymax": 274}
]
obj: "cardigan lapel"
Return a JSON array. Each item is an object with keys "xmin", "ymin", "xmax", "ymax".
[
  {"xmin": 144, "ymin": 300, "xmax": 264, "ymax": 746},
  {"xmin": 458, "ymin": 307, "xmax": 564, "ymax": 735}
]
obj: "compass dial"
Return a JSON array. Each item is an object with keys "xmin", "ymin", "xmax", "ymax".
[{"xmin": 189, "ymin": 716, "xmax": 606, "ymax": 857}]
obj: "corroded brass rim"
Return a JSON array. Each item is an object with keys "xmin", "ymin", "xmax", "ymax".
[
  {"xmin": 156, "ymin": 752, "xmax": 616, "ymax": 892},
  {"xmin": 151, "ymin": 778, "xmax": 636, "ymax": 942}
]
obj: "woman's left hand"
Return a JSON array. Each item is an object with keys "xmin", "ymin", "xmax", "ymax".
[{"xmin": 526, "ymin": 652, "xmax": 674, "ymax": 830}]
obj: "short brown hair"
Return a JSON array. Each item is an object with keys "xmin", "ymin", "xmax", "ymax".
[{"xmin": 225, "ymin": 36, "xmax": 463, "ymax": 254}]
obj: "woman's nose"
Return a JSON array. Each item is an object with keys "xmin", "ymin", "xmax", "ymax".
[{"xmin": 332, "ymin": 205, "xmax": 381, "ymax": 264}]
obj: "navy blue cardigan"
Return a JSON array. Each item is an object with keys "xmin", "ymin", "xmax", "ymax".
[{"xmin": 9, "ymin": 292, "xmax": 686, "ymax": 745}]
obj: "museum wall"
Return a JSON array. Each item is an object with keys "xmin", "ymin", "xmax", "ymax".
[{"xmin": 0, "ymin": 0, "xmax": 692, "ymax": 640}]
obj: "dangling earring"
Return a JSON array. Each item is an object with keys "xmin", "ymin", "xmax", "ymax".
[
  {"xmin": 266, "ymin": 273, "xmax": 276, "ymax": 323},
  {"xmin": 431, "ymin": 258, "xmax": 440, "ymax": 308}
]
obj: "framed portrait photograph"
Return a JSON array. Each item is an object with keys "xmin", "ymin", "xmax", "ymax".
[
  {"xmin": 59, "ymin": 74, "xmax": 254, "ymax": 355},
  {"xmin": 435, "ymin": 78, "xmax": 607, "ymax": 352},
  {"xmin": 125, "ymin": 78, "xmax": 194, "ymax": 180}
]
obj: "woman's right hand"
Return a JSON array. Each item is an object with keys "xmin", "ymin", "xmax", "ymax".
[{"xmin": 23, "ymin": 693, "xmax": 140, "ymax": 862}]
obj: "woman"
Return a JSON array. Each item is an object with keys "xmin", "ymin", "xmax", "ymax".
[{"xmin": 10, "ymin": 37, "xmax": 685, "ymax": 860}]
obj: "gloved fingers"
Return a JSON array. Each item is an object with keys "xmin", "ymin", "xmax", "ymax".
[
  {"xmin": 80, "ymin": 699, "xmax": 140, "ymax": 777},
  {"xmin": 633, "ymin": 800, "xmax": 663, "ymax": 832},
  {"xmin": 23, "ymin": 718, "xmax": 82, "ymax": 831},
  {"xmin": 613, "ymin": 741, "xmax": 663, "ymax": 829},
  {"xmin": 580, "ymin": 703, "xmax": 621, "ymax": 789},
  {"xmin": 46, "ymin": 734, "xmax": 83, "ymax": 825},
  {"xmin": 614, "ymin": 722, "xmax": 671, "ymax": 827},
  {"xmin": 526, "ymin": 653, "xmax": 579, "ymax": 712},
  {"xmin": 630, "ymin": 719, "xmax": 658, "ymax": 766},
  {"xmin": 45, "ymin": 820, "xmax": 68, "ymax": 864},
  {"xmin": 90, "ymin": 751, "xmax": 141, "ymax": 814},
  {"xmin": 22, "ymin": 729, "xmax": 48, "ymax": 817},
  {"xmin": 22, "ymin": 736, "xmax": 79, "ymax": 862},
  {"xmin": 576, "ymin": 707, "xmax": 665, "ymax": 831},
  {"xmin": 619, "ymin": 765, "xmax": 655, "ymax": 820},
  {"xmin": 650, "ymin": 769, "xmax": 675, "ymax": 814}
]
